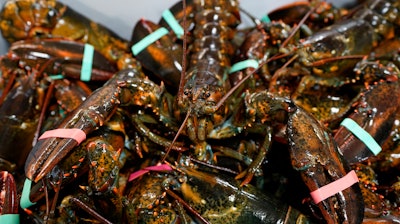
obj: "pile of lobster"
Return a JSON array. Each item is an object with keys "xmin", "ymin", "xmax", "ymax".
[{"xmin": 0, "ymin": 0, "xmax": 400, "ymax": 223}]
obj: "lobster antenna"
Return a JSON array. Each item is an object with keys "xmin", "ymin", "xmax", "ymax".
[
  {"xmin": 280, "ymin": 1, "xmax": 319, "ymax": 49},
  {"xmin": 215, "ymin": 3, "xmax": 322, "ymax": 109},
  {"xmin": 165, "ymin": 188, "xmax": 211, "ymax": 224},
  {"xmin": 239, "ymin": 7, "xmax": 263, "ymax": 27},
  {"xmin": 177, "ymin": 0, "xmax": 188, "ymax": 103},
  {"xmin": 307, "ymin": 54, "xmax": 366, "ymax": 66},
  {"xmin": 33, "ymin": 81, "xmax": 55, "ymax": 146},
  {"xmin": 163, "ymin": 0, "xmax": 190, "ymax": 163},
  {"xmin": 162, "ymin": 107, "xmax": 191, "ymax": 162},
  {"xmin": 31, "ymin": 58, "xmax": 59, "ymax": 146}
]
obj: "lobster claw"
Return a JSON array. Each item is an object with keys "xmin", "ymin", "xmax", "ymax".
[
  {"xmin": 288, "ymin": 106, "xmax": 364, "ymax": 223},
  {"xmin": 0, "ymin": 171, "xmax": 19, "ymax": 219},
  {"xmin": 24, "ymin": 68, "xmax": 154, "ymax": 183},
  {"xmin": 8, "ymin": 38, "xmax": 118, "ymax": 81},
  {"xmin": 131, "ymin": 19, "xmax": 183, "ymax": 89},
  {"xmin": 334, "ymin": 81, "xmax": 400, "ymax": 164},
  {"xmin": 24, "ymin": 71, "xmax": 126, "ymax": 183}
]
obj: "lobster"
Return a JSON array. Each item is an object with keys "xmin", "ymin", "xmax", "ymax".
[
  {"xmin": 125, "ymin": 158, "xmax": 314, "ymax": 224},
  {"xmin": 20, "ymin": 1, "xmax": 365, "ymax": 223},
  {"xmin": 265, "ymin": 0, "xmax": 400, "ymax": 124},
  {"xmin": 0, "ymin": 37, "xmax": 119, "ymax": 173}
]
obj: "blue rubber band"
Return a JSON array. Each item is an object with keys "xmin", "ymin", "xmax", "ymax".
[
  {"xmin": 340, "ymin": 118, "xmax": 382, "ymax": 155},
  {"xmin": 131, "ymin": 27, "xmax": 169, "ymax": 56},
  {"xmin": 20, "ymin": 179, "xmax": 36, "ymax": 209},
  {"xmin": 162, "ymin": 9, "xmax": 184, "ymax": 38},
  {"xmin": 261, "ymin": 15, "xmax": 271, "ymax": 23},
  {"xmin": 229, "ymin": 59, "xmax": 259, "ymax": 74},
  {"xmin": 48, "ymin": 74, "xmax": 65, "ymax": 80},
  {"xmin": 81, "ymin": 44, "xmax": 94, "ymax": 82},
  {"xmin": 0, "ymin": 214, "xmax": 20, "ymax": 224}
]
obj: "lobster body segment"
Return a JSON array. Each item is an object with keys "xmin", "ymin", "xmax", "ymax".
[{"xmin": 177, "ymin": 0, "xmax": 241, "ymax": 158}]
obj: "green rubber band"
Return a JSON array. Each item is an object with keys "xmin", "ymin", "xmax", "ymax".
[
  {"xmin": 0, "ymin": 214, "xmax": 20, "ymax": 224},
  {"xmin": 81, "ymin": 44, "xmax": 94, "ymax": 82},
  {"xmin": 20, "ymin": 179, "xmax": 36, "ymax": 209},
  {"xmin": 261, "ymin": 15, "xmax": 271, "ymax": 23},
  {"xmin": 340, "ymin": 118, "xmax": 382, "ymax": 155},
  {"xmin": 48, "ymin": 74, "xmax": 65, "ymax": 80},
  {"xmin": 162, "ymin": 9, "xmax": 184, "ymax": 38},
  {"xmin": 131, "ymin": 27, "xmax": 169, "ymax": 56},
  {"xmin": 229, "ymin": 59, "xmax": 259, "ymax": 74}
]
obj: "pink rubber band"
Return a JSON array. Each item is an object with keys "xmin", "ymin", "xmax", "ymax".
[
  {"xmin": 38, "ymin": 128, "xmax": 86, "ymax": 144},
  {"xmin": 129, "ymin": 163, "xmax": 172, "ymax": 181},
  {"xmin": 310, "ymin": 170, "xmax": 359, "ymax": 204}
]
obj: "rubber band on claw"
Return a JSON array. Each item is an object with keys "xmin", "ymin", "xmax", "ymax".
[
  {"xmin": 162, "ymin": 9, "xmax": 184, "ymax": 38},
  {"xmin": 48, "ymin": 74, "xmax": 65, "ymax": 80},
  {"xmin": 20, "ymin": 178, "xmax": 36, "ymax": 209},
  {"xmin": 340, "ymin": 118, "xmax": 382, "ymax": 155},
  {"xmin": 131, "ymin": 27, "xmax": 169, "ymax": 56},
  {"xmin": 129, "ymin": 163, "xmax": 172, "ymax": 181},
  {"xmin": 229, "ymin": 59, "xmax": 259, "ymax": 74},
  {"xmin": 310, "ymin": 170, "xmax": 359, "ymax": 204},
  {"xmin": 261, "ymin": 15, "xmax": 271, "ymax": 23},
  {"xmin": 38, "ymin": 128, "xmax": 86, "ymax": 144},
  {"xmin": 0, "ymin": 214, "xmax": 20, "ymax": 224},
  {"xmin": 81, "ymin": 44, "xmax": 94, "ymax": 81}
]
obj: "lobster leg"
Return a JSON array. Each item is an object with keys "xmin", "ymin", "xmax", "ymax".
[{"xmin": 235, "ymin": 126, "xmax": 271, "ymax": 186}]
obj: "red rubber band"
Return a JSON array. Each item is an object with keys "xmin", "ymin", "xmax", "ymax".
[
  {"xmin": 128, "ymin": 163, "xmax": 172, "ymax": 181},
  {"xmin": 310, "ymin": 170, "xmax": 359, "ymax": 204},
  {"xmin": 38, "ymin": 128, "xmax": 86, "ymax": 144}
]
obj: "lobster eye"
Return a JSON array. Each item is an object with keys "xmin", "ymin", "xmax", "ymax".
[{"xmin": 205, "ymin": 92, "xmax": 210, "ymax": 98}]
